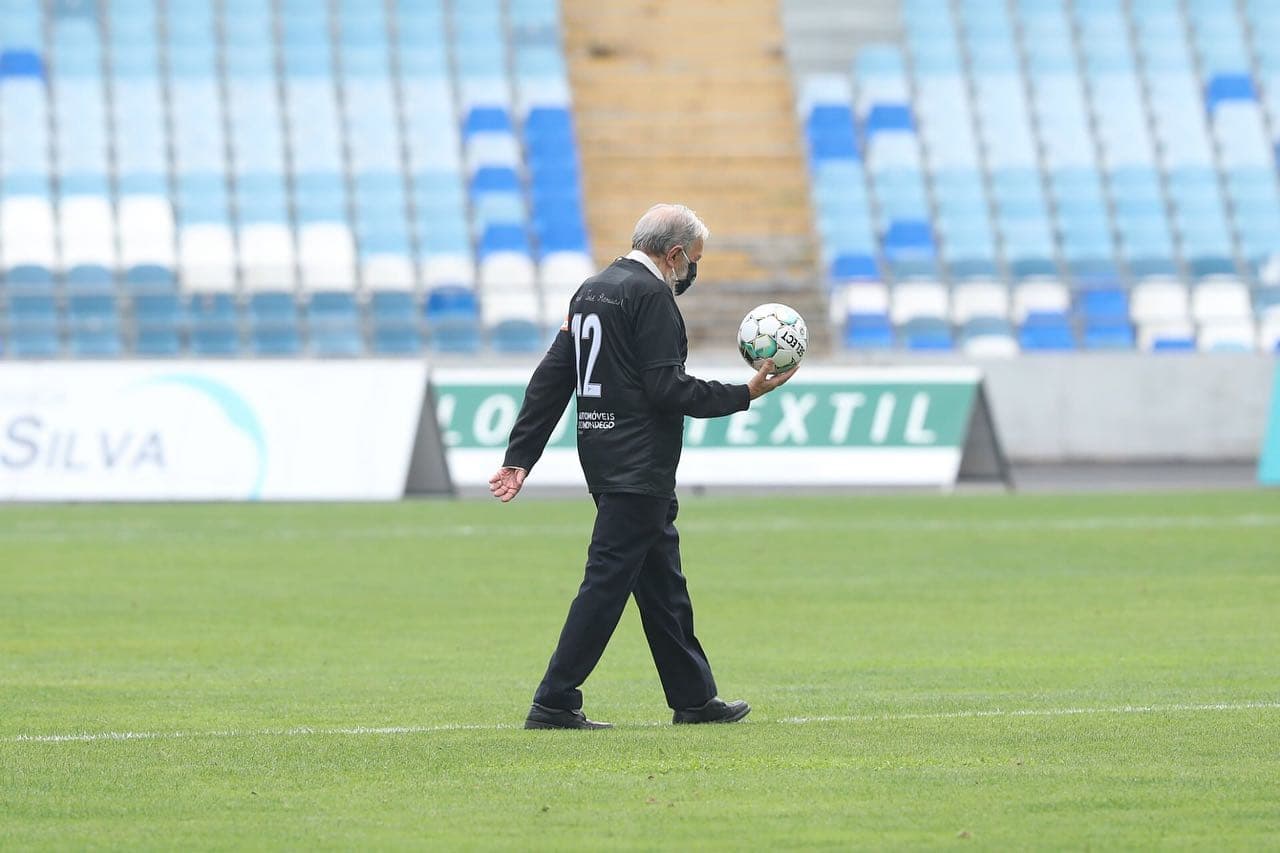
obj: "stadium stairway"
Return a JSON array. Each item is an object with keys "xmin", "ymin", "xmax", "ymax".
[{"xmin": 559, "ymin": 0, "xmax": 829, "ymax": 352}]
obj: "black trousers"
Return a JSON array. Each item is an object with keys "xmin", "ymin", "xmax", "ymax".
[{"xmin": 533, "ymin": 492, "xmax": 718, "ymax": 711}]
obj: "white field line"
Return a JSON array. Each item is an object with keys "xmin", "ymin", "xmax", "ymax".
[
  {"xmin": 1, "ymin": 512, "xmax": 1278, "ymax": 545},
  {"xmin": 9, "ymin": 701, "xmax": 1278, "ymax": 745}
]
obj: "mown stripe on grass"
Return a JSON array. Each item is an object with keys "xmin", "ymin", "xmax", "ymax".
[
  {"xmin": 10, "ymin": 700, "xmax": 1278, "ymax": 744},
  {"xmin": 2, "ymin": 513, "xmax": 1277, "ymax": 545}
]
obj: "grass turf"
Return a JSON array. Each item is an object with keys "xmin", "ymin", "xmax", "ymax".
[{"xmin": 1, "ymin": 491, "xmax": 1278, "ymax": 849}]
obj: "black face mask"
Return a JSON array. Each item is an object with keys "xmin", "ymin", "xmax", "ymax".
[{"xmin": 674, "ymin": 248, "xmax": 697, "ymax": 296}]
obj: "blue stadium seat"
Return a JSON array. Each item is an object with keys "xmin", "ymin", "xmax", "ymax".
[
  {"xmin": 5, "ymin": 265, "xmax": 56, "ymax": 293},
  {"xmin": 1083, "ymin": 318, "xmax": 1135, "ymax": 350},
  {"xmin": 188, "ymin": 294, "xmax": 241, "ymax": 357},
  {"xmin": 65, "ymin": 265, "xmax": 115, "ymax": 293},
  {"xmin": 307, "ymin": 292, "xmax": 364, "ymax": 356},
  {"xmin": 1205, "ymin": 73, "xmax": 1256, "ymax": 113},
  {"xmin": 831, "ymin": 254, "xmax": 880, "ymax": 282},
  {"xmin": 425, "ymin": 286, "xmax": 479, "ymax": 321},
  {"xmin": 423, "ymin": 286, "xmax": 481, "ymax": 352},
  {"xmin": 371, "ymin": 323, "xmax": 422, "ymax": 354},
  {"xmin": 245, "ymin": 290, "xmax": 299, "ymax": 355},
  {"xmin": 480, "ymin": 224, "xmax": 531, "ymax": 257},
  {"xmin": 70, "ymin": 327, "xmax": 123, "ymax": 358},
  {"xmin": 901, "ymin": 317, "xmax": 954, "ymax": 351},
  {"xmin": 464, "ymin": 107, "xmax": 513, "ymax": 136},
  {"xmin": 0, "ymin": 50, "xmax": 44, "ymax": 79},
  {"xmin": 1019, "ymin": 313, "xmax": 1077, "ymax": 351},
  {"xmin": 368, "ymin": 290, "xmax": 420, "ymax": 353},
  {"xmin": 133, "ymin": 325, "xmax": 183, "ymax": 357},
  {"xmin": 251, "ymin": 324, "xmax": 302, "ymax": 356},
  {"xmin": 470, "ymin": 166, "xmax": 521, "ymax": 196},
  {"xmin": 126, "ymin": 265, "xmax": 178, "ymax": 293},
  {"xmin": 131, "ymin": 292, "xmax": 184, "ymax": 356},
  {"xmin": 427, "ymin": 318, "xmax": 482, "ymax": 353},
  {"xmin": 8, "ymin": 326, "xmax": 61, "ymax": 357},
  {"xmin": 490, "ymin": 319, "xmax": 544, "ymax": 353},
  {"xmin": 525, "ymin": 107, "xmax": 573, "ymax": 141},
  {"xmin": 882, "ymin": 220, "xmax": 935, "ymax": 261},
  {"xmin": 844, "ymin": 313, "xmax": 894, "ymax": 348},
  {"xmin": 1080, "ymin": 288, "xmax": 1129, "ymax": 321}
]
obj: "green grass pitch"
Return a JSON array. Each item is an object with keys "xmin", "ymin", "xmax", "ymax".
[{"xmin": 2, "ymin": 491, "xmax": 1278, "ymax": 849}]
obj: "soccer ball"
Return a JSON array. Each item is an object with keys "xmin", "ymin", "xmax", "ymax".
[{"xmin": 737, "ymin": 303, "xmax": 808, "ymax": 372}]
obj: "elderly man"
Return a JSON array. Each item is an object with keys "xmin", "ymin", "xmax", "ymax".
[{"xmin": 489, "ymin": 204, "xmax": 796, "ymax": 729}]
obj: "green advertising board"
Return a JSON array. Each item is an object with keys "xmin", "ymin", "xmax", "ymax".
[{"xmin": 433, "ymin": 367, "xmax": 1009, "ymax": 489}]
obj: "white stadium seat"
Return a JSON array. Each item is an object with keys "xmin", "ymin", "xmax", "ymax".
[
  {"xmin": 58, "ymin": 196, "xmax": 117, "ymax": 270},
  {"xmin": 480, "ymin": 287, "xmax": 540, "ymax": 327},
  {"xmin": 1197, "ymin": 320, "xmax": 1258, "ymax": 351},
  {"xmin": 422, "ymin": 253, "xmax": 477, "ymax": 289},
  {"xmin": 1, "ymin": 196, "xmax": 56, "ymax": 269},
  {"xmin": 840, "ymin": 282, "xmax": 890, "ymax": 319},
  {"xmin": 539, "ymin": 250, "xmax": 594, "ymax": 285},
  {"xmin": 298, "ymin": 223, "xmax": 356, "ymax": 291},
  {"xmin": 1190, "ymin": 278, "xmax": 1252, "ymax": 322},
  {"xmin": 361, "ymin": 255, "xmax": 416, "ymax": 291},
  {"xmin": 179, "ymin": 224, "xmax": 237, "ymax": 292},
  {"xmin": 951, "ymin": 279, "xmax": 1010, "ymax": 323},
  {"xmin": 797, "ymin": 73, "xmax": 852, "ymax": 117},
  {"xmin": 239, "ymin": 223, "xmax": 297, "ymax": 290},
  {"xmin": 539, "ymin": 281, "xmax": 577, "ymax": 326},
  {"xmin": 1130, "ymin": 277, "xmax": 1190, "ymax": 323},
  {"xmin": 890, "ymin": 279, "xmax": 948, "ymax": 323},
  {"xmin": 458, "ymin": 76, "xmax": 513, "ymax": 112},
  {"xmin": 962, "ymin": 330, "xmax": 1019, "ymax": 358},
  {"xmin": 465, "ymin": 133, "xmax": 521, "ymax": 173},
  {"xmin": 1260, "ymin": 315, "xmax": 1280, "ymax": 352},
  {"xmin": 1011, "ymin": 278, "xmax": 1070, "ymax": 321},
  {"xmin": 516, "ymin": 77, "xmax": 571, "ymax": 115},
  {"xmin": 480, "ymin": 252, "xmax": 537, "ymax": 290},
  {"xmin": 119, "ymin": 196, "xmax": 176, "ymax": 269}
]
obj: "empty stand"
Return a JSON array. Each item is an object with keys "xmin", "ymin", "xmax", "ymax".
[
  {"xmin": 0, "ymin": 0, "xmax": 589, "ymax": 358},
  {"xmin": 788, "ymin": 0, "xmax": 1280, "ymax": 352}
]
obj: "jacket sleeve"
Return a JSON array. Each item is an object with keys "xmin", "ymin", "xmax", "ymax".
[
  {"xmin": 502, "ymin": 331, "xmax": 576, "ymax": 471},
  {"xmin": 642, "ymin": 364, "xmax": 751, "ymax": 419}
]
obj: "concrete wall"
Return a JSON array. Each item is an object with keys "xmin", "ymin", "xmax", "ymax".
[{"xmin": 827, "ymin": 353, "xmax": 1276, "ymax": 462}]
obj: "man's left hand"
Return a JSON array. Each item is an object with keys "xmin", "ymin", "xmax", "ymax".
[{"xmin": 489, "ymin": 466, "xmax": 527, "ymax": 502}]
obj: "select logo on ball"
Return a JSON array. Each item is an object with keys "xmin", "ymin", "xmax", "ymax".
[{"xmin": 738, "ymin": 303, "xmax": 808, "ymax": 372}]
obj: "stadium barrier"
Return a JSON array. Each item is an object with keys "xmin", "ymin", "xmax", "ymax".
[
  {"xmin": 434, "ymin": 366, "xmax": 1009, "ymax": 490},
  {"xmin": 1, "ymin": 363, "xmax": 1007, "ymax": 500},
  {"xmin": 1261, "ymin": 363, "xmax": 1280, "ymax": 485},
  {"xmin": 0, "ymin": 362, "xmax": 448, "ymax": 501}
]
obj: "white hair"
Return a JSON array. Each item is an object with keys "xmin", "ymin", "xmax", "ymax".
[{"xmin": 630, "ymin": 204, "xmax": 710, "ymax": 256}]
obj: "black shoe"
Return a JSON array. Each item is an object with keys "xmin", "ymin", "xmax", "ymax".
[
  {"xmin": 672, "ymin": 697, "xmax": 751, "ymax": 725},
  {"xmin": 523, "ymin": 703, "xmax": 614, "ymax": 730}
]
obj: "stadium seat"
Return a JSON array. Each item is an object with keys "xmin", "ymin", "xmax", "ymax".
[
  {"xmin": 1131, "ymin": 277, "xmax": 1190, "ymax": 324},
  {"xmin": 1019, "ymin": 313, "xmax": 1077, "ymax": 351},
  {"xmin": 1083, "ymin": 318, "xmax": 1136, "ymax": 350},
  {"xmin": 1197, "ymin": 321, "xmax": 1258, "ymax": 352},
  {"xmin": 307, "ymin": 292, "xmax": 364, "ymax": 356},
  {"xmin": 890, "ymin": 280, "xmax": 948, "ymax": 323},
  {"xmin": 844, "ymin": 313, "xmax": 894, "ymax": 349},
  {"xmin": 1012, "ymin": 279, "xmax": 1070, "ymax": 322},
  {"xmin": 959, "ymin": 317, "xmax": 1019, "ymax": 357},
  {"xmin": 190, "ymin": 317, "xmax": 241, "ymax": 356}
]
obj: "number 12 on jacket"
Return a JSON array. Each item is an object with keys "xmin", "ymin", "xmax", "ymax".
[{"xmin": 570, "ymin": 313, "xmax": 603, "ymax": 398}]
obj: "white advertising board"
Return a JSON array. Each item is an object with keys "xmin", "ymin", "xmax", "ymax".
[{"xmin": 0, "ymin": 362, "xmax": 428, "ymax": 501}]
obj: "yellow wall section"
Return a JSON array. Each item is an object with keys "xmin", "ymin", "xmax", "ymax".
[{"xmin": 560, "ymin": 0, "xmax": 824, "ymax": 348}]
